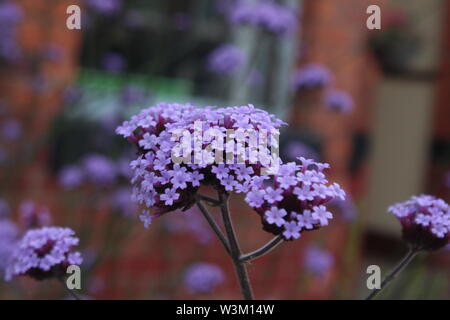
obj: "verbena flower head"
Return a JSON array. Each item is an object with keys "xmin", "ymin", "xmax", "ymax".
[
  {"xmin": 183, "ymin": 262, "xmax": 224, "ymax": 294},
  {"xmin": 389, "ymin": 195, "xmax": 450, "ymax": 250},
  {"xmin": 5, "ymin": 227, "xmax": 83, "ymax": 281},
  {"xmin": 303, "ymin": 245, "xmax": 334, "ymax": 276},
  {"xmin": 117, "ymin": 102, "xmax": 286, "ymax": 228},
  {"xmin": 292, "ymin": 64, "xmax": 332, "ymax": 91},
  {"xmin": 245, "ymin": 157, "xmax": 345, "ymax": 240},
  {"xmin": 325, "ymin": 90, "xmax": 354, "ymax": 114},
  {"xmin": 207, "ymin": 44, "xmax": 246, "ymax": 76},
  {"xmin": 229, "ymin": 1, "xmax": 297, "ymax": 35}
]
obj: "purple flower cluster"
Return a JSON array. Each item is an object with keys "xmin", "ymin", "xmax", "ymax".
[
  {"xmin": 245, "ymin": 157, "xmax": 345, "ymax": 240},
  {"xmin": 229, "ymin": 1, "xmax": 298, "ymax": 35},
  {"xmin": 303, "ymin": 245, "xmax": 334, "ymax": 276},
  {"xmin": 5, "ymin": 227, "xmax": 83, "ymax": 281},
  {"xmin": 117, "ymin": 102, "xmax": 285, "ymax": 226},
  {"xmin": 183, "ymin": 262, "xmax": 224, "ymax": 294},
  {"xmin": 292, "ymin": 64, "xmax": 332, "ymax": 91},
  {"xmin": 207, "ymin": 44, "xmax": 246, "ymax": 76},
  {"xmin": 389, "ymin": 195, "xmax": 450, "ymax": 250},
  {"xmin": 0, "ymin": 1, "xmax": 22, "ymax": 63},
  {"xmin": 86, "ymin": 0, "xmax": 122, "ymax": 15},
  {"xmin": 325, "ymin": 90, "xmax": 354, "ymax": 114}
]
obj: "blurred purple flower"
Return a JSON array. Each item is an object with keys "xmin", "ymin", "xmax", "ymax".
[
  {"xmin": 86, "ymin": 0, "xmax": 122, "ymax": 15},
  {"xmin": 0, "ymin": 218, "xmax": 18, "ymax": 276},
  {"xmin": 167, "ymin": 208, "xmax": 213, "ymax": 245},
  {"xmin": 83, "ymin": 154, "xmax": 117, "ymax": 187},
  {"xmin": 329, "ymin": 195, "xmax": 357, "ymax": 222},
  {"xmin": 101, "ymin": 52, "xmax": 126, "ymax": 73},
  {"xmin": 292, "ymin": 64, "xmax": 332, "ymax": 91},
  {"xmin": 183, "ymin": 263, "xmax": 225, "ymax": 294},
  {"xmin": 43, "ymin": 43, "xmax": 65, "ymax": 62},
  {"xmin": 229, "ymin": 1, "xmax": 298, "ymax": 35},
  {"xmin": 19, "ymin": 200, "xmax": 52, "ymax": 229},
  {"xmin": 0, "ymin": 1, "xmax": 22, "ymax": 62},
  {"xmin": 0, "ymin": 1, "xmax": 23, "ymax": 24},
  {"xmin": 207, "ymin": 44, "xmax": 246, "ymax": 76},
  {"xmin": 120, "ymin": 85, "xmax": 147, "ymax": 106},
  {"xmin": 58, "ymin": 165, "xmax": 84, "ymax": 190},
  {"xmin": 1, "ymin": 118, "xmax": 22, "ymax": 141},
  {"xmin": 5, "ymin": 226, "xmax": 83, "ymax": 281},
  {"xmin": 303, "ymin": 245, "xmax": 334, "ymax": 276},
  {"xmin": 325, "ymin": 90, "xmax": 354, "ymax": 114},
  {"xmin": 112, "ymin": 187, "xmax": 137, "ymax": 217}
]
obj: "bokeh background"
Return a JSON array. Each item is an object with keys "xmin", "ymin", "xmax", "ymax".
[{"xmin": 0, "ymin": 0, "xmax": 449, "ymax": 299}]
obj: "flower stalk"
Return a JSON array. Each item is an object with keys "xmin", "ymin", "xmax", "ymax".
[{"xmin": 366, "ymin": 247, "xmax": 420, "ymax": 300}]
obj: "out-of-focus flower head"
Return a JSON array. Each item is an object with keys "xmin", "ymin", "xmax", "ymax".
[
  {"xmin": 82, "ymin": 154, "xmax": 117, "ymax": 187},
  {"xmin": 325, "ymin": 90, "xmax": 354, "ymax": 114},
  {"xmin": 329, "ymin": 195, "xmax": 357, "ymax": 222},
  {"xmin": 207, "ymin": 44, "xmax": 246, "ymax": 76},
  {"xmin": 0, "ymin": 218, "xmax": 18, "ymax": 276},
  {"xmin": 0, "ymin": 1, "xmax": 23, "ymax": 63},
  {"xmin": 1, "ymin": 118, "xmax": 22, "ymax": 141},
  {"xmin": 183, "ymin": 262, "xmax": 224, "ymax": 294},
  {"xmin": 112, "ymin": 187, "xmax": 138, "ymax": 217},
  {"xmin": 86, "ymin": 0, "xmax": 122, "ymax": 15},
  {"xmin": 166, "ymin": 208, "xmax": 213, "ymax": 245},
  {"xmin": 389, "ymin": 195, "xmax": 450, "ymax": 250},
  {"xmin": 245, "ymin": 158, "xmax": 345, "ymax": 240},
  {"xmin": 116, "ymin": 102, "xmax": 286, "ymax": 228},
  {"xmin": 42, "ymin": 43, "xmax": 65, "ymax": 62},
  {"xmin": 101, "ymin": 52, "xmax": 126, "ymax": 74},
  {"xmin": 58, "ymin": 165, "xmax": 85, "ymax": 190},
  {"xmin": 19, "ymin": 200, "xmax": 52, "ymax": 229},
  {"xmin": 292, "ymin": 64, "xmax": 332, "ymax": 91},
  {"xmin": 229, "ymin": 0, "xmax": 298, "ymax": 35},
  {"xmin": 120, "ymin": 84, "xmax": 148, "ymax": 106},
  {"xmin": 303, "ymin": 245, "xmax": 334, "ymax": 276},
  {"xmin": 5, "ymin": 227, "xmax": 83, "ymax": 281}
]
